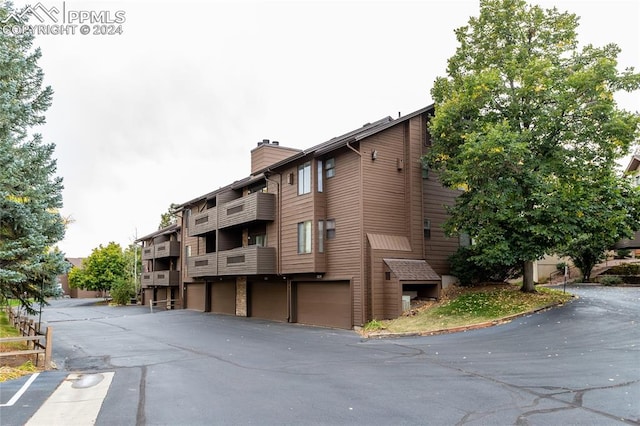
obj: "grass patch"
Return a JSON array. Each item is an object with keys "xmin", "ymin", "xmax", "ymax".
[
  {"xmin": 0, "ymin": 360, "xmax": 38, "ymax": 382},
  {"xmin": 366, "ymin": 283, "xmax": 572, "ymax": 335},
  {"xmin": 1, "ymin": 310, "xmax": 43, "ymax": 382}
]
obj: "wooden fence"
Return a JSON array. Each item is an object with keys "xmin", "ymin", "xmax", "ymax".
[
  {"xmin": 149, "ymin": 298, "xmax": 182, "ymax": 313},
  {"xmin": 0, "ymin": 307, "xmax": 52, "ymax": 369}
]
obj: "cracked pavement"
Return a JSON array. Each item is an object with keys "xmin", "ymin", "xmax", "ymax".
[{"xmin": 1, "ymin": 284, "xmax": 638, "ymax": 425}]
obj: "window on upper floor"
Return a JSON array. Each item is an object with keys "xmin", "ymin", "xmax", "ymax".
[
  {"xmin": 326, "ymin": 158, "xmax": 335, "ymax": 178},
  {"xmin": 318, "ymin": 220, "xmax": 324, "ymax": 253},
  {"xmin": 298, "ymin": 162, "xmax": 311, "ymax": 195},
  {"xmin": 317, "ymin": 160, "xmax": 323, "ymax": 193},
  {"xmin": 326, "ymin": 219, "xmax": 336, "ymax": 240},
  {"xmin": 298, "ymin": 221, "xmax": 312, "ymax": 254},
  {"xmin": 424, "ymin": 219, "xmax": 431, "ymax": 239}
]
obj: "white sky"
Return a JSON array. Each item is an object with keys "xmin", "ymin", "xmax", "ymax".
[{"xmin": 10, "ymin": 0, "xmax": 640, "ymax": 257}]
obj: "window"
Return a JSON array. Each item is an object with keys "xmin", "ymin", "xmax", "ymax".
[
  {"xmin": 326, "ymin": 219, "xmax": 336, "ymax": 240},
  {"xmin": 298, "ymin": 221, "xmax": 312, "ymax": 254},
  {"xmin": 318, "ymin": 220, "xmax": 324, "ymax": 253},
  {"xmin": 185, "ymin": 245, "xmax": 192, "ymax": 257},
  {"xmin": 317, "ymin": 160, "xmax": 323, "ymax": 193},
  {"xmin": 326, "ymin": 158, "xmax": 335, "ymax": 178},
  {"xmin": 298, "ymin": 162, "xmax": 311, "ymax": 195},
  {"xmin": 459, "ymin": 233, "xmax": 471, "ymax": 247},
  {"xmin": 424, "ymin": 220, "xmax": 431, "ymax": 239},
  {"xmin": 253, "ymin": 234, "xmax": 266, "ymax": 247},
  {"xmin": 184, "ymin": 209, "xmax": 191, "ymax": 228}
]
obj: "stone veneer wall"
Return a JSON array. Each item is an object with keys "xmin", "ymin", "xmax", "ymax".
[{"xmin": 236, "ymin": 276, "xmax": 247, "ymax": 317}]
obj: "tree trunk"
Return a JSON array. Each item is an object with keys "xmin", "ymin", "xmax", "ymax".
[{"xmin": 521, "ymin": 260, "xmax": 536, "ymax": 293}]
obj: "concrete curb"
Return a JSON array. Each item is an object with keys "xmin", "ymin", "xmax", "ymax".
[{"xmin": 360, "ymin": 297, "xmax": 576, "ymax": 339}]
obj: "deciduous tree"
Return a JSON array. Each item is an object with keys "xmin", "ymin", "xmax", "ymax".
[
  {"xmin": 69, "ymin": 243, "xmax": 126, "ymax": 297},
  {"xmin": 426, "ymin": 0, "xmax": 640, "ymax": 292}
]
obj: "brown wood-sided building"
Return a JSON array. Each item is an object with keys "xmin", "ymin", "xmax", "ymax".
[
  {"xmin": 150, "ymin": 105, "xmax": 461, "ymax": 329},
  {"xmin": 137, "ymin": 224, "xmax": 181, "ymax": 308}
]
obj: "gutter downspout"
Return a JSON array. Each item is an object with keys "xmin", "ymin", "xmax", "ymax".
[{"xmin": 346, "ymin": 140, "xmax": 365, "ymax": 325}]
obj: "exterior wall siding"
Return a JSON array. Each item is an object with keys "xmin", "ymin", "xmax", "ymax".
[
  {"xmin": 280, "ymin": 161, "xmax": 316, "ymax": 274},
  {"xmin": 421, "ymin": 170, "xmax": 461, "ymax": 275},
  {"xmin": 323, "ymin": 148, "xmax": 363, "ymax": 323}
]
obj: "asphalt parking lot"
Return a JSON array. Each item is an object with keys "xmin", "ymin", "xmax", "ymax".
[{"xmin": 1, "ymin": 284, "xmax": 638, "ymax": 425}]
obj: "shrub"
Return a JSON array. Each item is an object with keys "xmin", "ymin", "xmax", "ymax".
[
  {"xmin": 609, "ymin": 263, "xmax": 640, "ymax": 276},
  {"xmin": 615, "ymin": 249, "xmax": 631, "ymax": 259},
  {"xmin": 600, "ymin": 276, "xmax": 623, "ymax": 286},
  {"xmin": 449, "ymin": 247, "xmax": 521, "ymax": 286},
  {"xmin": 110, "ymin": 279, "xmax": 134, "ymax": 305}
]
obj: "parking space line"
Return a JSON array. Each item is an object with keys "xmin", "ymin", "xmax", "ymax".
[{"xmin": 0, "ymin": 373, "xmax": 40, "ymax": 407}]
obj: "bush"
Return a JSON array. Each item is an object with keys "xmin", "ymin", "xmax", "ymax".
[
  {"xmin": 615, "ymin": 249, "xmax": 631, "ymax": 259},
  {"xmin": 110, "ymin": 279, "xmax": 134, "ymax": 305},
  {"xmin": 449, "ymin": 247, "xmax": 521, "ymax": 286},
  {"xmin": 600, "ymin": 276, "xmax": 623, "ymax": 286},
  {"xmin": 609, "ymin": 263, "xmax": 640, "ymax": 276}
]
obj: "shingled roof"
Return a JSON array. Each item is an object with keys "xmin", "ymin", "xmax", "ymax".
[{"xmin": 383, "ymin": 258, "xmax": 440, "ymax": 282}]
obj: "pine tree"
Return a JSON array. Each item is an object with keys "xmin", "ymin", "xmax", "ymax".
[{"xmin": 0, "ymin": 4, "xmax": 67, "ymax": 312}]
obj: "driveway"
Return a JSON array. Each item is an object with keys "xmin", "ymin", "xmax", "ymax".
[{"xmin": 1, "ymin": 285, "xmax": 638, "ymax": 425}]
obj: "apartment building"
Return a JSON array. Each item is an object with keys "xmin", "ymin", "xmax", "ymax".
[
  {"xmin": 168, "ymin": 104, "xmax": 461, "ymax": 329},
  {"xmin": 138, "ymin": 223, "xmax": 181, "ymax": 308}
]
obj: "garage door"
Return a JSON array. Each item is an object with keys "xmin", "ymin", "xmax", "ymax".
[
  {"xmin": 296, "ymin": 281, "xmax": 351, "ymax": 329},
  {"xmin": 211, "ymin": 281, "xmax": 236, "ymax": 315},
  {"xmin": 186, "ymin": 283, "xmax": 206, "ymax": 311},
  {"xmin": 249, "ymin": 282, "xmax": 287, "ymax": 322}
]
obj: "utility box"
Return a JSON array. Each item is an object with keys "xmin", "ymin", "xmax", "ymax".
[{"xmin": 402, "ymin": 295, "xmax": 411, "ymax": 312}]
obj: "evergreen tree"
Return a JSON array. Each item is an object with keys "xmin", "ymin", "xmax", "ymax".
[{"xmin": 0, "ymin": 4, "xmax": 67, "ymax": 312}]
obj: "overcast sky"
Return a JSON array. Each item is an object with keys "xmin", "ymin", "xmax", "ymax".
[{"xmin": 10, "ymin": 0, "xmax": 640, "ymax": 257}]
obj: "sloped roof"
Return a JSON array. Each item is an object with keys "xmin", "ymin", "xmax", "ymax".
[
  {"xmin": 135, "ymin": 223, "xmax": 180, "ymax": 242},
  {"xmin": 367, "ymin": 234, "xmax": 412, "ymax": 251},
  {"xmin": 65, "ymin": 258, "xmax": 83, "ymax": 268},
  {"xmin": 384, "ymin": 258, "xmax": 441, "ymax": 282},
  {"xmin": 176, "ymin": 104, "xmax": 434, "ymax": 209},
  {"xmin": 258, "ymin": 104, "xmax": 434, "ymax": 173},
  {"xmin": 624, "ymin": 155, "xmax": 640, "ymax": 174}
]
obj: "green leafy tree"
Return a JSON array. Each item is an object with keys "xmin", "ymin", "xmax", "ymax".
[
  {"xmin": 0, "ymin": 4, "xmax": 67, "ymax": 312},
  {"xmin": 426, "ymin": 0, "xmax": 640, "ymax": 292},
  {"xmin": 123, "ymin": 243, "xmax": 142, "ymax": 299},
  {"xmin": 559, "ymin": 173, "xmax": 640, "ymax": 282},
  {"xmin": 158, "ymin": 203, "xmax": 179, "ymax": 230},
  {"xmin": 69, "ymin": 243, "xmax": 126, "ymax": 297}
]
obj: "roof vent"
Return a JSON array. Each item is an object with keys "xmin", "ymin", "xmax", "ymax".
[
  {"xmin": 272, "ymin": 141, "xmax": 279, "ymax": 146},
  {"xmin": 263, "ymin": 139, "xmax": 270, "ymax": 144}
]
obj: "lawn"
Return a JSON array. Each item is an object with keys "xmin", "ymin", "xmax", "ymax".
[
  {"xmin": 0, "ymin": 309, "xmax": 41, "ymax": 382},
  {"xmin": 362, "ymin": 283, "xmax": 573, "ymax": 336}
]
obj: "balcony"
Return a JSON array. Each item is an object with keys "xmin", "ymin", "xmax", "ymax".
[
  {"xmin": 141, "ymin": 270, "xmax": 180, "ymax": 287},
  {"xmin": 218, "ymin": 246, "xmax": 276, "ymax": 276},
  {"xmin": 189, "ymin": 207, "xmax": 217, "ymax": 236},
  {"xmin": 218, "ymin": 192, "xmax": 275, "ymax": 229},
  {"xmin": 187, "ymin": 252, "xmax": 218, "ymax": 278},
  {"xmin": 142, "ymin": 246, "xmax": 154, "ymax": 261},
  {"xmin": 154, "ymin": 241, "xmax": 180, "ymax": 258}
]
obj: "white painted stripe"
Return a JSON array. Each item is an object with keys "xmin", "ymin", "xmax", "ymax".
[
  {"xmin": 0, "ymin": 372, "xmax": 40, "ymax": 407},
  {"xmin": 25, "ymin": 372, "xmax": 114, "ymax": 426}
]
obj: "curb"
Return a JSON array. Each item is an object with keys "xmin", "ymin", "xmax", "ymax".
[{"xmin": 360, "ymin": 298, "xmax": 575, "ymax": 339}]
